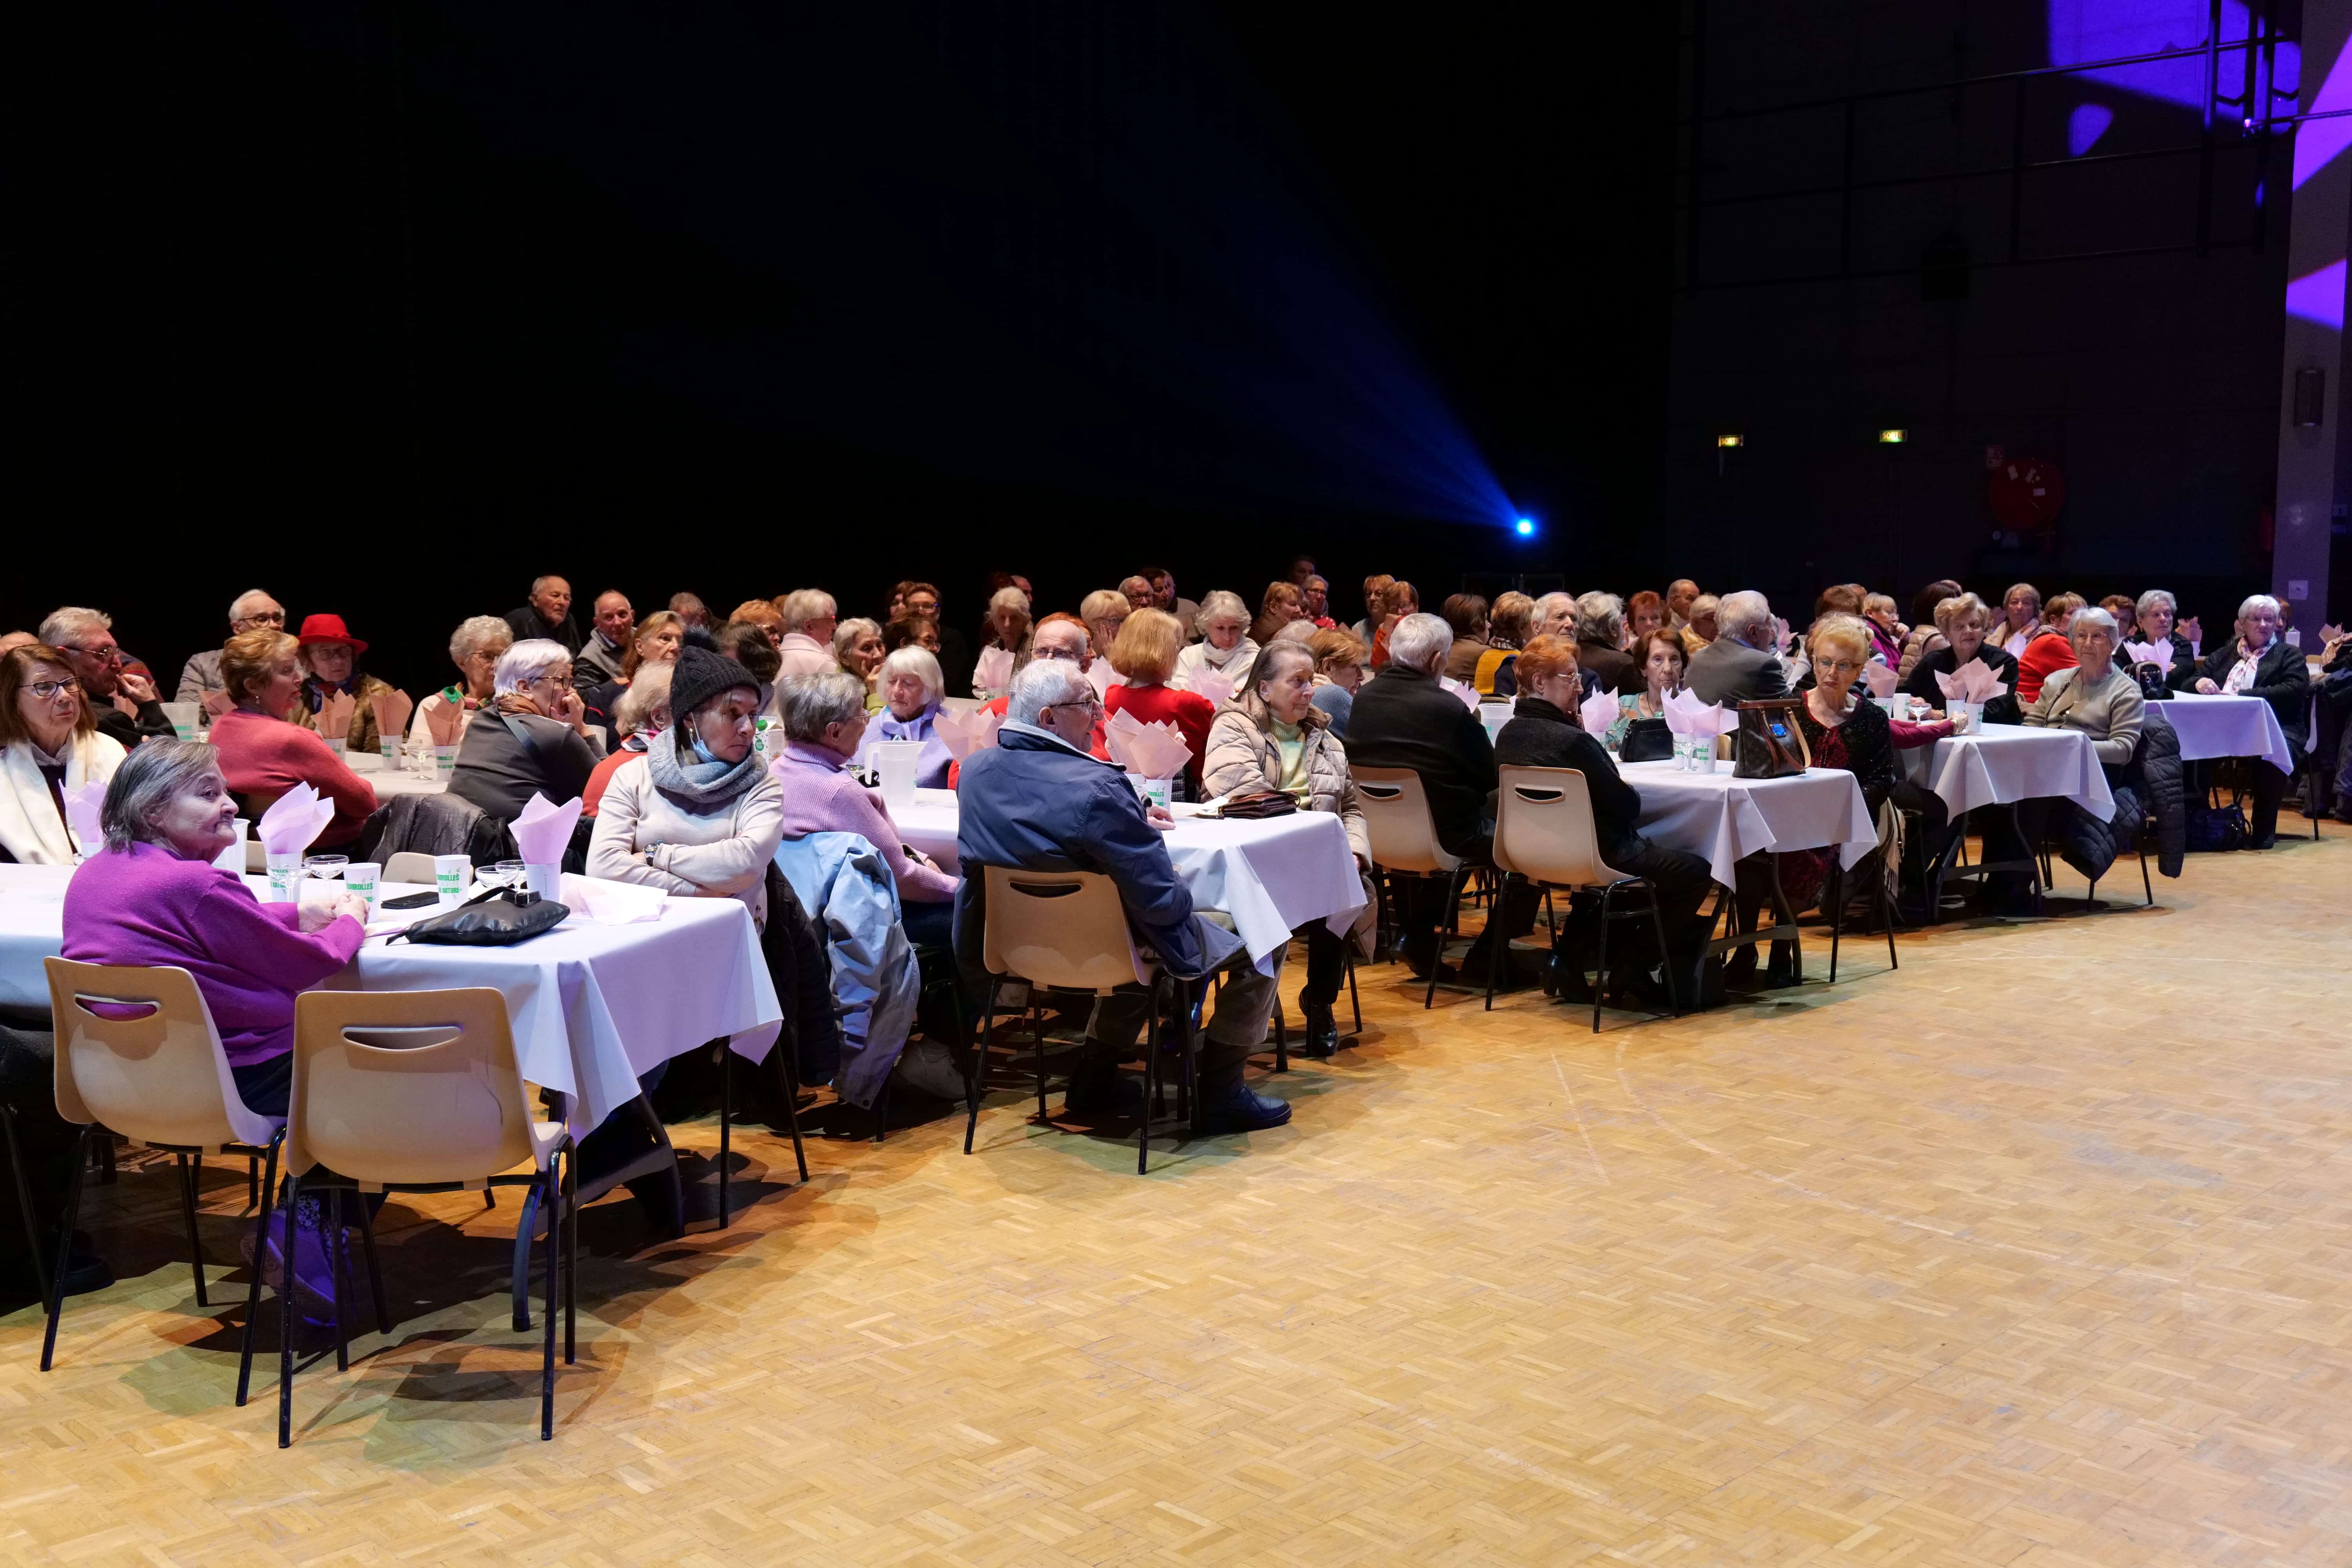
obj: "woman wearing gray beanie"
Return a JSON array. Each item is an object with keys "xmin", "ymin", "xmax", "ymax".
[{"xmin": 587, "ymin": 644, "xmax": 786, "ymax": 930}]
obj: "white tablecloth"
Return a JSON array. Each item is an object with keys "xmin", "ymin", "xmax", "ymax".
[
  {"xmin": 2145, "ymin": 694, "xmax": 2294, "ymax": 773},
  {"xmin": 344, "ymin": 755, "xmax": 449, "ymax": 798},
  {"xmin": 0, "ymin": 866, "xmax": 780, "ymax": 1136},
  {"xmin": 886, "ymin": 788, "xmax": 1365, "ymax": 974},
  {"xmin": 1621, "ymin": 763, "xmax": 1877, "ymax": 889},
  {"xmin": 1897, "ymin": 724, "xmax": 2114, "ymax": 818}
]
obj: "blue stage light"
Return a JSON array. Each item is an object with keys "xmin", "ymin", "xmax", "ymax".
[{"xmin": 1515, "ymin": 517, "xmax": 1535, "ymax": 536}]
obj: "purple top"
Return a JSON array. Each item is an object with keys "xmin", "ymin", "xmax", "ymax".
[
  {"xmin": 61, "ymin": 841, "xmax": 367, "ymax": 1067},
  {"xmin": 771, "ymin": 740, "xmax": 958, "ymax": 903}
]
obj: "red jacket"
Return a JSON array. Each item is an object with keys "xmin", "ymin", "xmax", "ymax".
[{"xmin": 2014, "ymin": 629, "xmax": 2079, "ymax": 706}]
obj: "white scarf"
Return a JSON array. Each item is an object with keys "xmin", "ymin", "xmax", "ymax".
[{"xmin": 0, "ymin": 730, "xmax": 126, "ymax": 864}]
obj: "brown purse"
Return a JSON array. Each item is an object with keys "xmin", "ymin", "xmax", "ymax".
[{"xmin": 1732, "ymin": 697, "xmax": 1812, "ymax": 780}]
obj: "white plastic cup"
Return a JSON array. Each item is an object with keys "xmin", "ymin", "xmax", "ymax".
[
  {"xmin": 264, "ymin": 850, "xmax": 302, "ymax": 903},
  {"xmin": 1126, "ymin": 772, "xmax": 1172, "ymax": 810},
  {"xmin": 433, "ymin": 853, "xmax": 472, "ymax": 906},
  {"xmin": 524, "ymin": 863, "xmax": 563, "ymax": 902},
  {"xmin": 212, "ymin": 818, "xmax": 250, "ymax": 874},
  {"xmin": 872, "ymin": 739, "xmax": 922, "ymax": 808},
  {"xmin": 379, "ymin": 736, "xmax": 401, "ymax": 765},
  {"xmin": 322, "ymin": 737, "xmax": 347, "ymax": 759},
  {"xmin": 433, "ymin": 743, "xmax": 459, "ymax": 777},
  {"xmin": 160, "ymin": 702, "xmax": 200, "ymax": 742},
  {"xmin": 1949, "ymin": 701, "xmax": 1981, "ymax": 735},
  {"xmin": 345, "ymin": 862, "xmax": 379, "ymax": 910}
]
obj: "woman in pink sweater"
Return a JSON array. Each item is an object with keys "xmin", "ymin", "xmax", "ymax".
[
  {"xmin": 208, "ymin": 628, "xmax": 376, "ymax": 847},
  {"xmin": 768, "ymin": 671, "xmax": 958, "ymax": 946}
]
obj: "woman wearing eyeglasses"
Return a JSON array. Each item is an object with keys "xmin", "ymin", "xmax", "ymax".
[
  {"xmin": 447, "ymin": 639, "xmax": 606, "ymax": 826},
  {"xmin": 0, "ymin": 644, "xmax": 126, "ymax": 864}
]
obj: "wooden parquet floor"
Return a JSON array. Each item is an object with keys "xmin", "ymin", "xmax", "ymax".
[{"xmin": 3, "ymin": 824, "xmax": 2349, "ymax": 1566}]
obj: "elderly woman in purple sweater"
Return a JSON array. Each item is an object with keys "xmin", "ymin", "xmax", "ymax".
[
  {"xmin": 60, "ymin": 740, "xmax": 371, "ymax": 1320},
  {"xmin": 771, "ymin": 671, "xmax": 960, "ymax": 947}
]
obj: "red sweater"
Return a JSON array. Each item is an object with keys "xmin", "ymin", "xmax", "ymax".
[
  {"xmin": 1104, "ymin": 682, "xmax": 1215, "ymax": 788},
  {"xmin": 209, "ymin": 709, "xmax": 379, "ymax": 848},
  {"xmin": 2013, "ymin": 629, "xmax": 2079, "ymax": 706}
]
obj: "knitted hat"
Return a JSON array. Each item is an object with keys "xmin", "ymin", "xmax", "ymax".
[{"xmin": 668, "ymin": 644, "xmax": 757, "ymax": 719}]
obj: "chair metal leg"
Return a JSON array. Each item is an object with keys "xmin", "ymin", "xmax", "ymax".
[
  {"xmin": 717, "ymin": 1044, "xmax": 731, "ymax": 1230},
  {"xmin": 1828, "ymin": 864, "xmax": 1844, "ymax": 985},
  {"xmin": 1592, "ymin": 886, "xmax": 1612, "ymax": 1034},
  {"xmin": 511, "ymin": 1181, "xmax": 542, "ymax": 1334},
  {"xmin": 277, "ymin": 1172, "xmax": 299, "ymax": 1448},
  {"xmin": 1882, "ymin": 864, "xmax": 1899, "ymax": 971},
  {"xmin": 773, "ymin": 1045, "xmax": 808, "ymax": 1184},
  {"xmin": 38, "ymin": 1125, "xmax": 93, "ymax": 1372},
  {"xmin": 1643, "ymin": 889, "xmax": 1680, "ymax": 1014},
  {"xmin": 353, "ymin": 1190, "xmax": 390, "ymax": 1336},
  {"xmin": 1140, "ymin": 982, "xmax": 1160, "ymax": 1176},
  {"xmin": 540, "ymin": 1168, "xmax": 559, "ymax": 1440},
  {"xmin": 1483, "ymin": 875, "xmax": 1507, "ymax": 1012},
  {"xmin": 1270, "ymin": 991, "xmax": 1287, "ymax": 1073},
  {"xmin": 1343, "ymin": 947, "xmax": 1361, "ymax": 1034},
  {"xmin": 1, "ymin": 1104, "xmax": 48, "ymax": 1310},
  {"xmin": 247, "ymin": 1155, "xmax": 259, "ymax": 1214},
  {"xmin": 176, "ymin": 1152, "xmax": 209, "ymax": 1307},
  {"xmin": 234, "ymin": 1131, "xmax": 283, "ymax": 1407},
  {"xmin": 964, "ymin": 979, "xmax": 1001, "ymax": 1154},
  {"xmin": 1034, "ymin": 998, "xmax": 1050, "ymax": 1122},
  {"xmin": 563, "ymin": 1147, "xmax": 578, "ymax": 1368},
  {"xmin": 873, "ymin": 1077, "xmax": 892, "ymax": 1143},
  {"xmin": 327, "ymin": 1191, "xmax": 351, "ymax": 1374}
]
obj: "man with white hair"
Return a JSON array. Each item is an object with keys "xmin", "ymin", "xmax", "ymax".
[
  {"xmin": 38, "ymin": 606, "xmax": 176, "ymax": 749},
  {"xmin": 1573, "ymin": 592, "xmax": 1637, "ymax": 695},
  {"xmin": 1342, "ymin": 611, "xmax": 1514, "ymax": 979},
  {"xmin": 774, "ymin": 589, "xmax": 841, "ymax": 679},
  {"xmin": 955, "ymin": 660, "xmax": 1292, "ymax": 1133},
  {"xmin": 176, "ymin": 588, "xmax": 284, "ymax": 710},
  {"xmin": 1686, "ymin": 590, "xmax": 1792, "ymax": 707},
  {"xmin": 1530, "ymin": 592, "xmax": 1577, "ymax": 642},
  {"xmin": 505, "ymin": 574, "xmax": 583, "ymax": 655},
  {"xmin": 574, "ymin": 590, "xmax": 637, "ymax": 684}
]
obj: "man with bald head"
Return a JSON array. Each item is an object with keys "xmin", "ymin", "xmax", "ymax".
[
  {"xmin": 505, "ymin": 575, "xmax": 583, "ymax": 655},
  {"xmin": 176, "ymin": 588, "xmax": 284, "ymax": 711},
  {"xmin": 574, "ymin": 590, "xmax": 636, "ymax": 684}
]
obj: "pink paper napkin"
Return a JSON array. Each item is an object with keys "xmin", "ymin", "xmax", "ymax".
[
  {"xmin": 2121, "ymin": 639, "xmax": 2171, "ymax": 672},
  {"xmin": 370, "ymin": 689, "xmax": 414, "ymax": 741},
  {"xmin": 511, "ymin": 792, "xmax": 583, "ymax": 866},
  {"xmin": 1190, "ymin": 670, "xmax": 1237, "ymax": 706},
  {"xmin": 1104, "ymin": 709, "xmax": 1192, "ymax": 777},
  {"xmin": 1862, "ymin": 662, "xmax": 1900, "ymax": 698},
  {"xmin": 256, "ymin": 784, "xmax": 336, "ymax": 858},
  {"xmin": 61, "ymin": 781, "xmax": 107, "ymax": 853},
  {"xmin": 1439, "ymin": 677, "xmax": 1481, "ymax": 710},
  {"xmin": 424, "ymin": 699, "xmax": 467, "ymax": 746},
  {"xmin": 1662, "ymin": 686, "xmax": 1739, "ymax": 737},
  {"xmin": 973, "ymin": 647, "xmax": 1015, "ymax": 694},
  {"xmin": 1578, "ymin": 685, "xmax": 1621, "ymax": 735},
  {"xmin": 1933, "ymin": 658, "xmax": 2009, "ymax": 704},
  {"xmin": 935, "ymin": 705, "xmax": 1004, "ymax": 760},
  {"xmin": 315, "ymin": 692, "xmax": 356, "ymax": 741}
]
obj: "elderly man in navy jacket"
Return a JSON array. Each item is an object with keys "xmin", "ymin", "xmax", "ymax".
[{"xmin": 954, "ymin": 661, "xmax": 1289, "ymax": 1132}]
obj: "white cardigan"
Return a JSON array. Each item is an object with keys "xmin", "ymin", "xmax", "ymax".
[
  {"xmin": 0, "ymin": 730, "xmax": 127, "ymax": 864},
  {"xmin": 1172, "ymin": 636, "xmax": 1260, "ymax": 693}
]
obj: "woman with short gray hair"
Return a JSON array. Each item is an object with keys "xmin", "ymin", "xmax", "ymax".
[
  {"xmin": 408, "ymin": 615, "xmax": 514, "ymax": 752},
  {"xmin": 2012, "ymin": 605, "xmax": 2147, "ymax": 878},
  {"xmin": 771, "ymin": 672, "xmax": 960, "ymax": 919},
  {"xmin": 1173, "ymin": 589, "xmax": 1259, "ymax": 693},
  {"xmin": 2185, "ymin": 592, "xmax": 2312, "ymax": 846},
  {"xmin": 447, "ymin": 638, "xmax": 606, "ymax": 825},
  {"xmin": 853, "ymin": 646, "xmax": 952, "ymax": 789}
]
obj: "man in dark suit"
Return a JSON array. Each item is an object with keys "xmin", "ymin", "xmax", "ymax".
[
  {"xmin": 955, "ymin": 660, "xmax": 1288, "ymax": 1131},
  {"xmin": 1573, "ymin": 592, "xmax": 1639, "ymax": 696},
  {"xmin": 1685, "ymin": 590, "xmax": 1793, "ymax": 708},
  {"xmin": 504, "ymin": 575, "xmax": 584, "ymax": 655}
]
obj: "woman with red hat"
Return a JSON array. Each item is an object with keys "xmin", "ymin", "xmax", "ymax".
[{"xmin": 290, "ymin": 613, "xmax": 403, "ymax": 755}]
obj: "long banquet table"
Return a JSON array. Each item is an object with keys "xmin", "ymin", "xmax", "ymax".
[
  {"xmin": 888, "ymin": 788, "xmax": 1367, "ymax": 975},
  {"xmin": 0, "ymin": 864, "xmax": 781, "ymax": 1138}
]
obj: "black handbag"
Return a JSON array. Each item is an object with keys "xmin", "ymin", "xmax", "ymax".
[
  {"xmin": 391, "ymin": 885, "xmax": 570, "ymax": 946},
  {"xmin": 1617, "ymin": 716, "xmax": 1672, "ymax": 762}
]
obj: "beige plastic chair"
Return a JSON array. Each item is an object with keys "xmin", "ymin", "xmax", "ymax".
[
  {"xmin": 1351, "ymin": 767, "xmax": 1475, "ymax": 1007},
  {"xmin": 1492, "ymin": 766, "xmax": 1681, "ymax": 1033},
  {"xmin": 250, "ymin": 987, "xmax": 574, "ymax": 1446},
  {"xmin": 382, "ymin": 851, "xmax": 439, "ymax": 886},
  {"xmin": 964, "ymin": 866, "xmax": 1188, "ymax": 1174},
  {"xmin": 39, "ymin": 959, "xmax": 285, "ymax": 1372}
]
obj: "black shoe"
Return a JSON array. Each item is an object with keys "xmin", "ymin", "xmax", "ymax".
[
  {"xmin": 1195, "ymin": 1084, "xmax": 1292, "ymax": 1133},
  {"xmin": 1299, "ymin": 1002, "xmax": 1339, "ymax": 1058},
  {"xmin": 2250, "ymin": 834, "xmax": 2277, "ymax": 851},
  {"xmin": 1063, "ymin": 1058, "xmax": 1143, "ymax": 1119}
]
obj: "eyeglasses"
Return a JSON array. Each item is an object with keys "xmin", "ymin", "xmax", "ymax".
[
  {"xmin": 531, "ymin": 673, "xmax": 576, "ymax": 690},
  {"xmin": 1049, "ymin": 692, "xmax": 1103, "ymax": 712},
  {"xmin": 60, "ymin": 643, "xmax": 121, "ymax": 664},
  {"xmin": 1813, "ymin": 657, "xmax": 1865, "ymax": 675},
  {"xmin": 236, "ymin": 610, "xmax": 285, "ymax": 626},
  {"xmin": 26, "ymin": 679, "xmax": 81, "ymax": 701}
]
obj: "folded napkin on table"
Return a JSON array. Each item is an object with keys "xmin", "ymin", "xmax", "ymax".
[
  {"xmin": 1578, "ymin": 685, "xmax": 1621, "ymax": 736},
  {"xmin": 256, "ymin": 783, "xmax": 336, "ymax": 859},
  {"xmin": 1662, "ymin": 686, "xmax": 1739, "ymax": 737},
  {"xmin": 1862, "ymin": 662, "xmax": 1900, "ymax": 698},
  {"xmin": 1933, "ymin": 658, "xmax": 2009, "ymax": 705},
  {"xmin": 510, "ymin": 792, "xmax": 583, "ymax": 866},
  {"xmin": 314, "ymin": 692, "xmax": 356, "ymax": 741},
  {"xmin": 369, "ymin": 689, "xmax": 413, "ymax": 742},
  {"xmin": 61, "ymin": 780, "xmax": 107, "ymax": 853},
  {"xmin": 972, "ymin": 647, "xmax": 1015, "ymax": 695},
  {"xmin": 424, "ymin": 699, "xmax": 467, "ymax": 746},
  {"xmin": 1439, "ymin": 677, "xmax": 1481, "ymax": 711},
  {"xmin": 2121, "ymin": 639, "xmax": 2171, "ymax": 672},
  {"xmin": 934, "ymin": 704, "xmax": 1004, "ymax": 760},
  {"xmin": 1103, "ymin": 709, "xmax": 1193, "ymax": 778}
]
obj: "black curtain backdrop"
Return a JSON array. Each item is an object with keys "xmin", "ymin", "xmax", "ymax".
[{"xmin": 9, "ymin": 3, "xmax": 1678, "ymax": 699}]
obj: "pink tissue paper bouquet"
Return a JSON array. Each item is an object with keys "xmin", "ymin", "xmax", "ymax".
[
  {"xmin": 256, "ymin": 784, "xmax": 337, "ymax": 860},
  {"xmin": 935, "ymin": 705, "xmax": 1004, "ymax": 761},
  {"xmin": 1439, "ymin": 677, "xmax": 1481, "ymax": 711},
  {"xmin": 1188, "ymin": 670, "xmax": 1237, "ymax": 707},
  {"xmin": 1577, "ymin": 685, "xmax": 1621, "ymax": 737},
  {"xmin": 1662, "ymin": 686, "xmax": 1739, "ymax": 737},
  {"xmin": 1861, "ymin": 661, "xmax": 1901, "ymax": 699},
  {"xmin": 1103, "ymin": 709, "xmax": 1194, "ymax": 779},
  {"xmin": 1933, "ymin": 659, "xmax": 2009, "ymax": 706},
  {"xmin": 60, "ymin": 780, "xmax": 107, "ymax": 855},
  {"xmin": 972, "ymin": 647, "xmax": 1016, "ymax": 695},
  {"xmin": 2121, "ymin": 639, "xmax": 2171, "ymax": 672}
]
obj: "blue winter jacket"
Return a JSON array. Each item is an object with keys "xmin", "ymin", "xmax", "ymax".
[{"xmin": 953, "ymin": 723, "xmax": 1242, "ymax": 980}]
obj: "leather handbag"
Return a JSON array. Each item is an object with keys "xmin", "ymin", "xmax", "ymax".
[
  {"xmin": 391, "ymin": 886, "xmax": 570, "ymax": 946},
  {"xmin": 1617, "ymin": 716, "xmax": 1672, "ymax": 763},
  {"xmin": 1213, "ymin": 788, "xmax": 1298, "ymax": 820},
  {"xmin": 1732, "ymin": 698, "xmax": 1811, "ymax": 780}
]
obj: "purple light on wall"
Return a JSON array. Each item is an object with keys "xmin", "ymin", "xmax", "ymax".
[
  {"xmin": 2047, "ymin": 0, "xmax": 2298, "ymax": 121},
  {"xmin": 2068, "ymin": 102, "xmax": 2115, "ymax": 156},
  {"xmin": 2291, "ymin": 36, "xmax": 2352, "ymax": 189},
  {"xmin": 2285, "ymin": 260, "xmax": 2347, "ymax": 330}
]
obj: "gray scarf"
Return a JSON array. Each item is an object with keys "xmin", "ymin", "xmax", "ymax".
[{"xmin": 645, "ymin": 728, "xmax": 766, "ymax": 806}]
